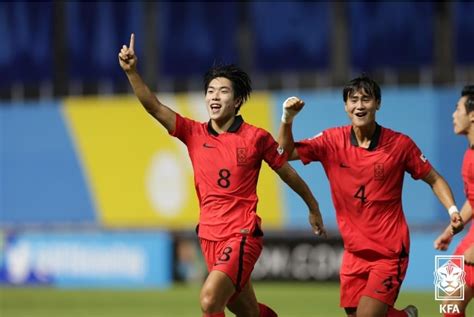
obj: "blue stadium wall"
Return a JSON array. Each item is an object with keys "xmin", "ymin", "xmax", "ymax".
[{"xmin": 0, "ymin": 87, "xmax": 469, "ymax": 290}]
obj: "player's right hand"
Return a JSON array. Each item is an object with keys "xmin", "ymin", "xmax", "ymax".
[
  {"xmin": 309, "ymin": 209, "xmax": 327, "ymax": 238},
  {"xmin": 281, "ymin": 96, "xmax": 305, "ymax": 124},
  {"xmin": 118, "ymin": 33, "xmax": 137, "ymax": 72},
  {"xmin": 433, "ymin": 228, "xmax": 453, "ymax": 251},
  {"xmin": 450, "ymin": 212, "xmax": 464, "ymax": 235}
]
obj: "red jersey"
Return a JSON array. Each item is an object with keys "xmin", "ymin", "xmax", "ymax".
[
  {"xmin": 171, "ymin": 114, "xmax": 287, "ymax": 241},
  {"xmin": 461, "ymin": 148, "xmax": 474, "ymax": 240},
  {"xmin": 296, "ymin": 124, "xmax": 432, "ymax": 258}
]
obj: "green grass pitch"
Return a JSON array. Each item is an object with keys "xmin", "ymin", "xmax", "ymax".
[{"xmin": 1, "ymin": 282, "xmax": 472, "ymax": 316}]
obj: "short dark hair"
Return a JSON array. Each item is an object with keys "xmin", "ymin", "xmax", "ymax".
[
  {"xmin": 204, "ymin": 64, "xmax": 252, "ymax": 113},
  {"xmin": 461, "ymin": 85, "xmax": 474, "ymax": 114},
  {"xmin": 343, "ymin": 74, "xmax": 381, "ymax": 103}
]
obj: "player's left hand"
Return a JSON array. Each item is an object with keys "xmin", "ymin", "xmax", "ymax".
[
  {"xmin": 464, "ymin": 245, "xmax": 474, "ymax": 265},
  {"xmin": 118, "ymin": 33, "xmax": 137, "ymax": 72},
  {"xmin": 433, "ymin": 228, "xmax": 452, "ymax": 251},
  {"xmin": 450, "ymin": 212, "xmax": 464, "ymax": 235},
  {"xmin": 309, "ymin": 210, "xmax": 327, "ymax": 238}
]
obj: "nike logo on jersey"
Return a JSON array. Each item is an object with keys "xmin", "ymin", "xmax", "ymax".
[
  {"xmin": 203, "ymin": 143, "xmax": 216, "ymax": 148},
  {"xmin": 339, "ymin": 162, "xmax": 350, "ymax": 168}
]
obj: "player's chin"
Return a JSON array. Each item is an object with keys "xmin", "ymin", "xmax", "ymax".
[
  {"xmin": 208, "ymin": 113, "xmax": 222, "ymax": 122},
  {"xmin": 453, "ymin": 127, "xmax": 466, "ymax": 135},
  {"xmin": 351, "ymin": 118, "xmax": 371, "ymax": 127}
]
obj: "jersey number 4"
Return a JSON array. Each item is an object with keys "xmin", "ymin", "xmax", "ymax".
[{"xmin": 354, "ymin": 185, "xmax": 367, "ymax": 203}]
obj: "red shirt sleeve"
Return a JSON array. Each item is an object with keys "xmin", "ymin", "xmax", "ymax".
[
  {"xmin": 403, "ymin": 136, "xmax": 432, "ymax": 180},
  {"xmin": 260, "ymin": 130, "xmax": 288, "ymax": 170},
  {"xmin": 295, "ymin": 131, "xmax": 327, "ymax": 165},
  {"xmin": 462, "ymin": 150, "xmax": 474, "ymax": 209},
  {"xmin": 170, "ymin": 113, "xmax": 193, "ymax": 144}
]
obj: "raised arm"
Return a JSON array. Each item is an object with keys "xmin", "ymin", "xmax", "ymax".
[
  {"xmin": 422, "ymin": 168, "xmax": 464, "ymax": 234},
  {"xmin": 118, "ymin": 33, "xmax": 176, "ymax": 133},
  {"xmin": 275, "ymin": 162, "xmax": 326, "ymax": 237},
  {"xmin": 278, "ymin": 97, "xmax": 305, "ymax": 161}
]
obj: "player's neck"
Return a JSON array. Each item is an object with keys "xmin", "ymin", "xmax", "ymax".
[
  {"xmin": 352, "ymin": 122, "xmax": 376, "ymax": 148},
  {"xmin": 467, "ymin": 127, "xmax": 474, "ymax": 148},
  {"xmin": 211, "ymin": 115, "xmax": 236, "ymax": 134}
]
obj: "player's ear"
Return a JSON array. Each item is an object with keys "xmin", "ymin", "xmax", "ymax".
[
  {"xmin": 376, "ymin": 101, "xmax": 381, "ymax": 110},
  {"xmin": 468, "ymin": 111, "xmax": 474, "ymax": 124},
  {"xmin": 234, "ymin": 97, "xmax": 242, "ymax": 109}
]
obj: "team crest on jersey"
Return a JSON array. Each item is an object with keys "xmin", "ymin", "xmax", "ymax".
[
  {"xmin": 374, "ymin": 163, "xmax": 385, "ymax": 181},
  {"xmin": 237, "ymin": 147, "xmax": 247, "ymax": 165}
]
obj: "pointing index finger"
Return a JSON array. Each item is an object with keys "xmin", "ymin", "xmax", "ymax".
[{"xmin": 129, "ymin": 33, "xmax": 135, "ymax": 52}]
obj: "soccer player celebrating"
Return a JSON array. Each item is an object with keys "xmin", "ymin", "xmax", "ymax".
[
  {"xmin": 434, "ymin": 85, "xmax": 474, "ymax": 317},
  {"xmin": 119, "ymin": 34, "xmax": 326, "ymax": 317},
  {"xmin": 278, "ymin": 75, "xmax": 464, "ymax": 317}
]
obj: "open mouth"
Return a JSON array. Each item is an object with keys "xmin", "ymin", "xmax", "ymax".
[
  {"xmin": 210, "ymin": 104, "xmax": 221, "ymax": 114},
  {"xmin": 355, "ymin": 112, "xmax": 367, "ymax": 118}
]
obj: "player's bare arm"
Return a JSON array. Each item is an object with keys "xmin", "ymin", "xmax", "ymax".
[
  {"xmin": 465, "ymin": 245, "xmax": 474, "ymax": 265},
  {"xmin": 275, "ymin": 162, "xmax": 326, "ymax": 237},
  {"xmin": 118, "ymin": 33, "xmax": 176, "ymax": 133},
  {"xmin": 433, "ymin": 228, "xmax": 453, "ymax": 251},
  {"xmin": 435, "ymin": 199, "xmax": 473, "ymax": 250},
  {"xmin": 278, "ymin": 97, "xmax": 304, "ymax": 161},
  {"xmin": 423, "ymin": 168, "xmax": 464, "ymax": 234}
]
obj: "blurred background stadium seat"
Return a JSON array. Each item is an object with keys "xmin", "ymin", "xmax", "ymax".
[{"xmin": 1, "ymin": 1, "xmax": 473, "ymax": 100}]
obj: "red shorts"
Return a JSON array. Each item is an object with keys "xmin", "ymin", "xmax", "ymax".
[
  {"xmin": 200, "ymin": 234, "xmax": 263, "ymax": 291},
  {"xmin": 453, "ymin": 233, "xmax": 474, "ymax": 289},
  {"xmin": 340, "ymin": 250, "xmax": 409, "ymax": 308}
]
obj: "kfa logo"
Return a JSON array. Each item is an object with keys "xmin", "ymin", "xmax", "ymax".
[
  {"xmin": 434, "ymin": 255, "xmax": 465, "ymax": 300},
  {"xmin": 434, "ymin": 255, "xmax": 466, "ymax": 313}
]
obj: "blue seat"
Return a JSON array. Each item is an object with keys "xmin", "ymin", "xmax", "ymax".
[
  {"xmin": 158, "ymin": 2, "xmax": 238, "ymax": 78},
  {"xmin": 348, "ymin": 2, "xmax": 434, "ymax": 71},
  {"xmin": 454, "ymin": 1, "xmax": 474, "ymax": 65},
  {"xmin": 250, "ymin": 2, "xmax": 330, "ymax": 72},
  {"xmin": 66, "ymin": 1, "xmax": 143, "ymax": 83},
  {"xmin": 0, "ymin": 2, "xmax": 53, "ymax": 87}
]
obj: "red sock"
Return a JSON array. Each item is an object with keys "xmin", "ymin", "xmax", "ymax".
[
  {"xmin": 202, "ymin": 313, "xmax": 225, "ymax": 317},
  {"xmin": 386, "ymin": 307, "xmax": 408, "ymax": 317},
  {"xmin": 444, "ymin": 314, "xmax": 465, "ymax": 317},
  {"xmin": 258, "ymin": 303, "xmax": 278, "ymax": 317}
]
